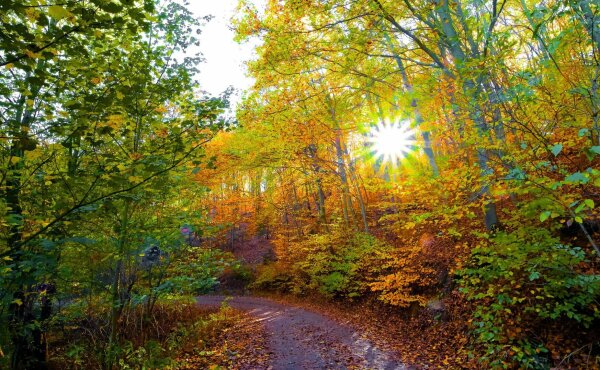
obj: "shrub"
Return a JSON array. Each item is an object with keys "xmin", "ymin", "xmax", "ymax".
[
  {"xmin": 253, "ymin": 229, "xmax": 394, "ymax": 299},
  {"xmin": 368, "ymin": 242, "xmax": 438, "ymax": 308},
  {"xmin": 251, "ymin": 263, "xmax": 294, "ymax": 292},
  {"xmin": 47, "ymin": 301, "xmax": 239, "ymax": 369},
  {"xmin": 458, "ymin": 227, "xmax": 600, "ymax": 368}
]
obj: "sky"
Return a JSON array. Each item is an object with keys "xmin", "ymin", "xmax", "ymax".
[{"xmin": 184, "ymin": 0, "xmax": 260, "ymax": 107}]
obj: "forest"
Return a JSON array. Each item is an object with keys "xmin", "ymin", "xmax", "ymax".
[{"xmin": 0, "ymin": 0, "xmax": 599, "ymax": 369}]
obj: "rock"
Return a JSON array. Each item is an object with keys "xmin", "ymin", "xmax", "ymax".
[{"xmin": 426, "ymin": 298, "xmax": 448, "ymax": 321}]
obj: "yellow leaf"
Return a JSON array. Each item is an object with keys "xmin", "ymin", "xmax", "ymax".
[
  {"xmin": 128, "ymin": 176, "xmax": 143, "ymax": 183},
  {"xmin": 48, "ymin": 5, "xmax": 70, "ymax": 20},
  {"xmin": 9, "ymin": 156, "xmax": 20, "ymax": 165},
  {"xmin": 25, "ymin": 149, "xmax": 42, "ymax": 161},
  {"xmin": 25, "ymin": 8, "xmax": 40, "ymax": 21},
  {"xmin": 24, "ymin": 50, "xmax": 41, "ymax": 59}
]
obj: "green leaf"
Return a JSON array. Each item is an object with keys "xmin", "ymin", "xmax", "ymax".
[
  {"xmin": 584, "ymin": 199, "xmax": 594, "ymax": 209},
  {"xmin": 48, "ymin": 5, "xmax": 70, "ymax": 20},
  {"xmin": 578, "ymin": 128, "xmax": 589, "ymax": 137},
  {"xmin": 575, "ymin": 216, "xmax": 583, "ymax": 224},
  {"xmin": 101, "ymin": 2, "xmax": 123, "ymax": 13},
  {"xmin": 550, "ymin": 143, "xmax": 563, "ymax": 156},
  {"xmin": 565, "ymin": 172, "xmax": 588, "ymax": 184},
  {"xmin": 590, "ymin": 146, "xmax": 600, "ymax": 155},
  {"xmin": 539, "ymin": 211, "xmax": 551, "ymax": 222},
  {"xmin": 529, "ymin": 271, "xmax": 540, "ymax": 281}
]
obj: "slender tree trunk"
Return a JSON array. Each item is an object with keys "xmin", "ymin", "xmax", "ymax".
[
  {"xmin": 327, "ymin": 97, "xmax": 356, "ymax": 228},
  {"xmin": 8, "ymin": 78, "xmax": 49, "ymax": 369},
  {"xmin": 106, "ymin": 200, "xmax": 131, "ymax": 369},
  {"xmin": 306, "ymin": 144, "xmax": 327, "ymax": 226},
  {"xmin": 592, "ymin": 66, "xmax": 600, "ymax": 146},
  {"xmin": 384, "ymin": 33, "xmax": 440, "ymax": 176},
  {"xmin": 333, "ymin": 129, "xmax": 355, "ymax": 227},
  {"xmin": 291, "ymin": 180, "xmax": 304, "ymax": 237},
  {"xmin": 348, "ymin": 160, "xmax": 369, "ymax": 232},
  {"xmin": 435, "ymin": 0, "xmax": 500, "ymax": 229},
  {"xmin": 569, "ymin": 0, "xmax": 600, "ymax": 145},
  {"xmin": 315, "ymin": 177, "xmax": 327, "ymax": 224},
  {"xmin": 304, "ymin": 182, "xmax": 312, "ymax": 211}
]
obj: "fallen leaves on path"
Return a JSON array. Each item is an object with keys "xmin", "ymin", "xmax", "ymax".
[
  {"xmin": 175, "ymin": 310, "xmax": 271, "ymax": 369},
  {"xmin": 255, "ymin": 292, "xmax": 474, "ymax": 369}
]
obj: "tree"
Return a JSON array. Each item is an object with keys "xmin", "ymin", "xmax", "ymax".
[{"xmin": 0, "ymin": 1, "xmax": 227, "ymax": 368}]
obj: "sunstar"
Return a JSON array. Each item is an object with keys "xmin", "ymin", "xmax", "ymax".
[{"xmin": 368, "ymin": 120, "xmax": 416, "ymax": 164}]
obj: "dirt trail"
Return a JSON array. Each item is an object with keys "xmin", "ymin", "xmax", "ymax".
[{"xmin": 196, "ymin": 295, "xmax": 409, "ymax": 370}]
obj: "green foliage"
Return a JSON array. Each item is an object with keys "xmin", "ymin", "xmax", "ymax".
[
  {"xmin": 49, "ymin": 301, "xmax": 239, "ymax": 369},
  {"xmin": 157, "ymin": 246, "xmax": 237, "ymax": 296},
  {"xmin": 297, "ymin": 231, "xmax": 393, "ymax": 297},
  {"xmin": 114, "ymin": 340, "xmax": 171, "ymax": 370},
  {"xmin": 255, "ymin": 230, "xmax": 393, "ymax": 299},
  {"xmin": 459, "ymin": 227, "xmax": 600, "ymax": 368},
  {"xmin": 0, "ymin": 0, "xmax": 228, "ymax": 367},
  {"xmin": 251, "ymin": 263, "xmax": 294, "ymax": 292}
]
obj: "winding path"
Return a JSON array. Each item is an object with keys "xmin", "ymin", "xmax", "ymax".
[{"xmin": 196, "ymin": 295, "xmax": 409, "ymax": 370}]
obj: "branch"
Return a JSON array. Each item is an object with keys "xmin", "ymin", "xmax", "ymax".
[
  {"xmin": 370, "ymin": 0, "xmax": 453, "ymax": 78},
  {"xmin": 1, "ymin": 26, "xmax": 81, "ymax": 67},
  {"xmin": 483, "ymin": 0, "xmax": 508, "ymax": 57},
  {"xmin": 13, "ymin": 138, "xmax": 212, "ymax": 250}
]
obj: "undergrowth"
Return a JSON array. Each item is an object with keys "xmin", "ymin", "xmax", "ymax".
[{"xmin": 47, "ymin": 300, "xmax": 241, "ymax": 369}]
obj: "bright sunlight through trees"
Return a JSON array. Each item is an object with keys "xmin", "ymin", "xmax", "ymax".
[{"xmin": 368, "ymin": 120, "xmax": 416, "ymax": 165}]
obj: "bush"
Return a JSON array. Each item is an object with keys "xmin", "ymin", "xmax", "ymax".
[
  {"xmin": 47, "ymin": 301, "xmax": 239, "ymax": 369},
  {"xmin": 368, "ymin": 242, "xmax": 438, "ymax": 308},
  {"xmin": 251, "ymin": 263, "xmax": 294, "ymax": 292},
  {"xmin": 458, "ymin": 227, "xmax": 600, "ymax": 368},
  {"xmin": 297, "ymin": 231, "xmax": 396, "ymax": 297},
  {"xmin": 253, "ymin": 230, "xmax": 394, "ymax": 299}
]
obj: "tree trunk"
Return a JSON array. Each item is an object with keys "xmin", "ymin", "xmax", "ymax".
[
  {"xmin": 106, "ymin": 200, "xmax": 131, "ymax": 369},
  {"xmin": 348, "ymin": 159, "xmax": 369, "ymax": 232},
  {"xmin": 8, "ymin": 77, "xmax": 49, "ymax": 369},
  {"xmin": 384, "ymin": 33, "xmax": 440, "ymax": 176}
]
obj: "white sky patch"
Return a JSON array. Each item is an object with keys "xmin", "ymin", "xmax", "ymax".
[{"xmin": 184, "ymin": 0, "xmax": 261, "ymax": 108}]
